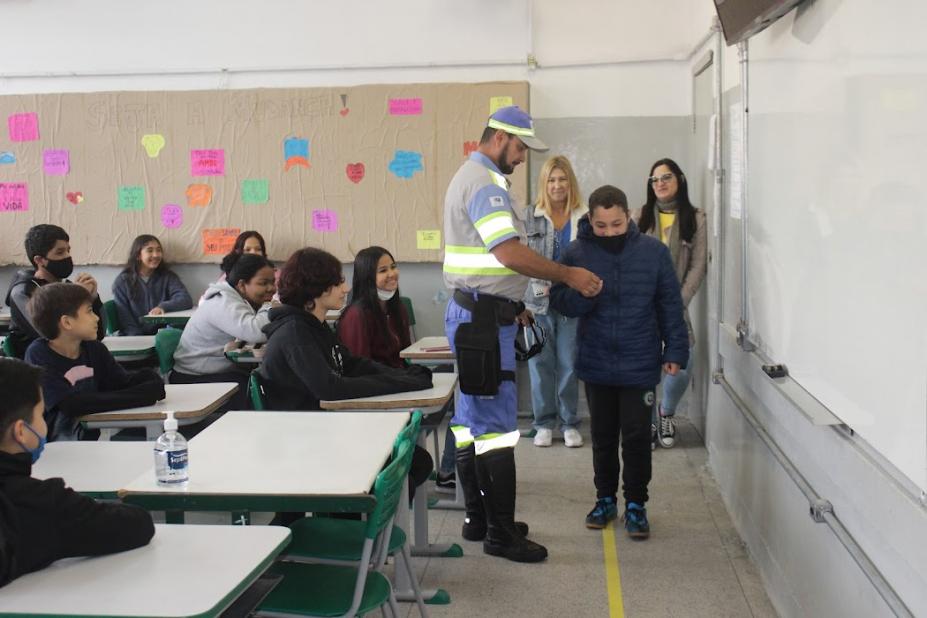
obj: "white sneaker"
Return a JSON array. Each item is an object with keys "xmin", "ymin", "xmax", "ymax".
[
  {"xmin": 533, "ymin": 428, "xmax": 553, "ymax": 447},
  {"xmin": 658, "ymin": 414, "xmax": 676, "ymax": 448},
  {"xmin": 563, "ymin": 428, "xmax": 584, "ymax": 448}
]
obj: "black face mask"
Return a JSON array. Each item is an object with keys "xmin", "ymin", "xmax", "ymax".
[
  {"xmin": 591, "ymin": 233, "xmax": 627, "ymax": 253},
  {"xmin": 43, "ymin": 256, "xmax": 74, "ymax": 280}
]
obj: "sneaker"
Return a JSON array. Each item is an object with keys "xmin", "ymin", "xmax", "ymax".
[
  {"xmin": 436, "ymin": 470, "xmax": 456, "ymax": 492},
  {"xmin": 658, "ymin": 411, "xmax": 676, "ymax": 448},
  {"xmin": 584, "ymin": 496, "xmax": 618, "ymax": 529},
  {"xmin": 651, "ymin": 424, "xmax": 658, "ymax": 451},
  {"xmin": 533, "ymin": 427, "xmax": 553, "ymax": 447},
  {"xmin": 563, "ymin": 428, "xmax": 584, "ymax": 448},
  {"xmin": 623, "ymin": 502, "xmax": 650, "ymax": 539}
]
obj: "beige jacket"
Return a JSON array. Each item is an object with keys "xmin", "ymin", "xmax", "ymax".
[{"xmin": 631, "ymin": 206, "xmax": 708, "ymax": 346}]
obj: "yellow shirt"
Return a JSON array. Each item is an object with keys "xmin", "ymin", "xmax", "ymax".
[{"xmin": 658, "ymin": 211, "xmax": 676, "ymax": 245}]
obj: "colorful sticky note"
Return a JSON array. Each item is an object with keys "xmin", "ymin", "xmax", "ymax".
[
  {"xmin": 202, "ymin": 228, "xmax": 241, "ymax": 255},
  {"xmin": 66, "ymin": 191, "xmax": 84, "ymax": 204},
  {"xmin": 345, "ymin": 162, "xmax": 365, "ymax": 184},
  {"xmin": 388, "ymin": 150, "xmax": 424, "ymax": 179},
  {"xmin": 388, "ymin": 98, "xmax": 423, "ymax": 116},
  {"xmin": 312, "ymin": 209, "xmax": 338, "ymax": 232},
  {"xmin": 283, "ymin": 137, "xmax": 310, "ymax": 171},
  {"xmin": 8, "ymin": 113, "xmax": 39, "ymax": 142},
  {"xmin": 0, "ymin": 152, "xmax": 16, "ymax": 165},
  {"xmin": 185, "ymin": 184, "xmax": 213, "ymax": 207},
  {"xmin": 43, "ymin": 149, "xmax": 70, "ymax": 176},
  {"xmin": 161, "ymin": 204, "xmax": 183, "ymax": 229},
  {"xmin": 191, "ymin": 149, "xmax": 225, "ymax": 176},
  {"xmin": 241, "ymin": 179, "xmax": 269, "ymax": 205},
  {"xmin": 141, "ymin": 134, "xmax": 166, "ymax": 158},
  {"xmin": 0, "ymin": 183, "xmax": 28, "ymax": 212},
  {"xmin": 416, "ymin": 230, "xmax": 441, "ymax": 250},
  {"xmin": 118, "ymin": 186, "xmax": 145, "ymax": 211},
  {"xmin": 489, "ymin": 96, "xmax": 513, "ymax": 114}
]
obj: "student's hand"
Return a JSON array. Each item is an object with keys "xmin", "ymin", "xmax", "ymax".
[
  {"xmin": 663, "ymin": 362, "xmax": 680, "ymax": 376},
  {"xmin": 74, "ymin": 273, "xmax": 98, "ymax": 297},
  {"xmin": 565, "ymin": 266, "xmax": 603, "ymax": 298},
  {"xmin": 516, "ymin": 309, "xmax": 534, "ymax": 326},
  {"xmin": 148, "ymin": 306, "xmax": 165, "ymax": 316}
]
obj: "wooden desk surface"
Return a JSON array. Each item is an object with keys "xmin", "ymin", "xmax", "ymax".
[
  {"xmin": 400, "ymin": 336, "xmax": 454, "ymax": 361},
  {"xmin": 78, "ymin": 382, "xmax": 237, "ymax": 422},
  {"xmin": 320, "ymin": 372, "xmax": 457, "ymax": 411}
]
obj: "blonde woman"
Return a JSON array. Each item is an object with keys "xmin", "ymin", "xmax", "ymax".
[{"xmin": 524, "ymin": 155, "xmax": 588, "ymax": 448}]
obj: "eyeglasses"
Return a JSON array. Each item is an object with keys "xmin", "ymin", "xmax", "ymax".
[{"xmin": 649, "ymin": 173, "xmax": 675, "ymax": 185}]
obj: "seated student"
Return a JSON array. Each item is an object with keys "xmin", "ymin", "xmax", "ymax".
[
  {"xmin": 199, "ymin": 231, "xmax": 271, "ymax": 305},
  {"xmin": 3, "ymin": 225, "xmax": 105, "ymax": 359},
  {"xmin": 23, "ymin": 283, "xmax": 165, "ymax": 442},
  {"xmin": 111, "ymin": 235, "xmax": 193, "ymax": 336},
  {"xmin": 172, "ymin": 252, "xmax": 276, "ymax": 410},
  {"xmin": 0, "ymin": 358, "xmax": 154, "ymax": 588},
  {"xmin": 550, "ymin": 185, "xmax": 688, "ymax": 540},
  {"xmin": 260, "ymin": 247, "xmax": 433, "ymax": 409}
]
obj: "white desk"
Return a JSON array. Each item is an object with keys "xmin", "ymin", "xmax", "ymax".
[
  {"xmin": 319, "ymin": 372, "xmax": 456, "ymax": 412},
  {"xmin": 32, "ymin": 441, "xmax": 153, "ymax": 499},
  {"xmin": 79, "ymin": 382, "xmax": 238, "ymax": 439},
  {"xmin": 0, "ymin": 524, "xmax": 290, "ymax": 618},
  {"xmin": 120, "ymin": 411, "xmax": 407, "ymax": 517},
  {"xmin": 400, "ymin": 336, "xmax": 454, "ymax": 365},
  {"xmin": 103, "ymin": 335, "xmax": 156, "ymax": 360},
  {"xmin": 141, "ymin": 308, "xmax": 195, "ymax": 327}
]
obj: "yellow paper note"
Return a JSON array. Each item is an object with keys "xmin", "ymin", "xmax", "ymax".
[
  {"xmin": 417, "ymin": 230, "xmax": 441, "ymax": 250},
  {"xmin": 489, "ymin": 96, "xmax": 513, "ymax": 114},
  {"xmin": 141, "ymin": 134, "xmax": 166, "ymax": 158}
]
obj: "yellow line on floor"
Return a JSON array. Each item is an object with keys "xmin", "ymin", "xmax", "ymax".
[{"xmin": 602, "ymin": 521, "xmax": 626, "ymax": 618}]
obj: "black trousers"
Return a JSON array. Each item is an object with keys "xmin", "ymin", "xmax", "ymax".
[{"xmin": 585, "ymin": 382, "xmax": 654, "ymax": 505}]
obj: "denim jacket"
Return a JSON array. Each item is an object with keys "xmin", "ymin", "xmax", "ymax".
[{"xmin": 523, "ymin": 204, "xmax": 588, "ymax": 315}]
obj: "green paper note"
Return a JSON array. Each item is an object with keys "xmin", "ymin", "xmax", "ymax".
[
  {"xmin": 118, "ymin": 186, "xmax": 145, "ymax": 211},
  {"xmin": 241, "ymin": 179, "xmax": 269, "ymax": 205}
]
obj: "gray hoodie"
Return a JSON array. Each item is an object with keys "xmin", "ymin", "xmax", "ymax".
[{"xmin": 172, "ymin": 281, "xmax": 270, "ymax": 375}]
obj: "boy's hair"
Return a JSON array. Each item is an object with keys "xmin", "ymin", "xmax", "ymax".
[
  {"xmin": 0, "ymin": 359, "xmax": 43, "ymax": 434},
  {"xmin": 278, "ymin": 247, "xmax": 343, "ymax": 310},
  {"xmin": 24, "ymin": 224, "xmax": 69, "ymax": 268},
  {"xmin": 588, "ymin": 185, "xmax": 629, "ymax": 215},
  {"xmin": 28, "ymin": 282, "xmax": 93, "ymax": 340}
]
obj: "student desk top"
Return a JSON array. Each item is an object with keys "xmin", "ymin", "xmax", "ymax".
[
  {"xmin": 319, "ymin": 371, "xmax": 457, "ymax": 412},
  {"xmin": 78, "ymin": 382, "xmax": 238, "ymax": 439},
  {"xmin": 103, "ymin": 335, "xmax": 156, "ymax": 358},
  {"xmin": 120, "ymin": 410, "xmax": 408, "ymax": 516},
  {"xmin": 0, "ymin": 524, "xmax": 290, "ymax": 618},
  {"xmin": 141, "ymin": 308, "xmax": 195, "ymax": 327},
  {"xmin": 399, "ymin": 336, "xmax": 454, "ymax": 364},
  {"xmin": 32, "ymin": 441, "xmax": 153, "ymax": 499}
]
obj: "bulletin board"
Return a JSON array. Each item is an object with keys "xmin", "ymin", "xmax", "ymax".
[{"xmin": 0, "ymin": 81, "xmax": 529, "ymax": 265}]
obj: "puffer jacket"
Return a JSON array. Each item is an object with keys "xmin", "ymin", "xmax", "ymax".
[{"xmin": 550, "ymin": 217, "xmax": 689, "ymax": 388}]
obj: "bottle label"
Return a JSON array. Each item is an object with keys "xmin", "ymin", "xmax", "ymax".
[{"xmin": 167, "ymin": 449, "xmax": 188, "ymax": 470}]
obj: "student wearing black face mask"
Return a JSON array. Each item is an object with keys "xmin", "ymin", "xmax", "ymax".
[
  {"xmin": 3, "ymin": 225, "xmax": 105, "ymax": 358},
  {"xmin": 550, "ymin": 185, "xmax": 689, "ymax": 540}
]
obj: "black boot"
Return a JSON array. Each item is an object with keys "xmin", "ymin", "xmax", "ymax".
[
  {"xmin": 475, "ymin": 447, "xmax": 547, "ymax": 563},
  {"xmin": 458, "ymin": 444, "xmax": 529, "ymax": 540}
]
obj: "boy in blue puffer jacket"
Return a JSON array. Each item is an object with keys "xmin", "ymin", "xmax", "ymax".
[{"xmin": 550, "ymin": 185, "xmax": 689, "ymax": 539}]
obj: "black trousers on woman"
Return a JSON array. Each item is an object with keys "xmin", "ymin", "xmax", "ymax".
[{"xmin": 585, "ymin": 382, "xmax": 654, "ymax": 505}]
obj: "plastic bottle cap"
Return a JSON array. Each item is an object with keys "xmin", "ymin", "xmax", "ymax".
[{"xmin": 164, "ymin": 411, "xmax": 178, "ymax": 431}]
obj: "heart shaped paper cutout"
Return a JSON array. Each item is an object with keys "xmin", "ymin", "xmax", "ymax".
[
  {"xmin": 339, "ymin": 108, "xmax": 350, "ymax": 117},
  {"xmin": 346, "ymin": 163, "xmax": 365, "ymax": 184},
  {"xmin": 66, "ymin": 191, "xmax": 84, "ymax": 204}
]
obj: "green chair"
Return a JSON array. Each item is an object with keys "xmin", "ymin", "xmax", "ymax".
[
  {"xmin": 154, "ymin": 327, "xmax": 182, "ymax": 375},
  {"xmin": 249, "ymin": 370, "xmax": 266, "ymax": 411},
  {"xmin": 1, "ymin": 336, "xmax": 13, "ymax": 358},
  {"xmin": 102, "ymin": 300, "xmax": 121, "ymax": 336},
  {"xmin": 400, "ymin": 295, "xmax": 417, "ymax": 341},
  {"xmin": 257, "ymin": 439, "xmax": 415, "ymax": 618}
]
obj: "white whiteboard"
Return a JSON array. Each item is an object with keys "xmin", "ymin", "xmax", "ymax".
[{"xmin": 745, "ymin": 1, "xmax": 927, "ymax": 490}]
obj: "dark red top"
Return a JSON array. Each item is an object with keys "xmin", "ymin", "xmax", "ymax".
[{"xmin": 337, "ymin": 302, "xmax": 411, "ymax": 368}]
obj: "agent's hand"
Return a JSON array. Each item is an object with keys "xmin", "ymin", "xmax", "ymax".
[
  {"xmin": 516, "ymin": 309, "xmax": 534, "ymax": 326},
  {"xmin": 663, "ymin": 362, "xmax": 680, "ymax": 376},
  {"xmin": 74, "ymin": 272, "xmax": 98, "ymax": 297},
  {"xmin": 148, "ymin": 306, "xmax": 165, "ymax": 316},
  {"xmin": 566, "ymin": 266, "xmax": 603, "ymax": 298}
]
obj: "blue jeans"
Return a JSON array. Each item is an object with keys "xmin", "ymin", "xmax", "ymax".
[
  {"xmin": 528, "ymin": 309, "xmax": 579, "ymax": 430},
  {"xmin": 659, "ymin": 345, "xmax": 695, "ymax": 416}
]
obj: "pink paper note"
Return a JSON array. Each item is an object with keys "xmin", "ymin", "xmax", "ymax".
[
  {"xmin": 312, "ymin": 209, "xmax": 338, "ymax": 232},
  {"xmin": 161, "ymin": 204, "xmax": 183, "ymax": 229},
  {"xmin": 0, "ymin": 183, "xmax": 29, "ymax": 212},
  {"xmin": 388, "ymin": 98, "xmax": 423, "ymax": 116},
  {"xmin": 191, "ymin": 149, "xmax": 225, "ymax": 176},
  {"xmin": 43, "ymin": 149, "xmax": 70, "ymax": 176},
  {"xmin": 8, "ymin": 113, "xmax": 39, "ymax": 142}
]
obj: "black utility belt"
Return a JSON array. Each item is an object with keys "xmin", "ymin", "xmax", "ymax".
[
  {"xmin": 453, "ymin": 290, "xmax": 524, "ymax": 326},
  {"xmin": 452, "ymin": 289, "xmax": 519, "ymax": 396}
]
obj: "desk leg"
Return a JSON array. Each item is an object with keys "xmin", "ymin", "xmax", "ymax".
[
  {"xmin": 410, "ymin": 432, "xmax": 463, "ymax": 559},
  {"xmin": 394, "ymin": 481, "xmax": 452, "ymax": 605},
  {"xmin": 430, "ymin": 386, "xmax": 464, "ymax": 511},
  {"xmin": 231, "ymin": 511, "xmax": 251, "ymax": 525}
]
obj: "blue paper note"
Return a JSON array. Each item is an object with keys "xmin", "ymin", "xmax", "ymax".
[
  {"xmin": 388, "ymin": 150, "xmax": 423, "ymax": 179},
  {"xmin": 0, "ymin": 152, "xmax": 15, "ymax": 165}
]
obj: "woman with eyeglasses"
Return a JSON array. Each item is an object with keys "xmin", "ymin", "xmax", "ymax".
[
  {"xmin": 523, "ymin": 155, "xmax": 588, "ymax": 449},
  {"xmin": 634, "ymin": 158, "xmax": 707, "ymax": 449}
]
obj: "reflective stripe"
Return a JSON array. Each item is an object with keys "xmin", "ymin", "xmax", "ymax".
[
  {"xmin": 486, "ymin": 169, "xmax": 508, "ymax": 189},
  {"xmin": 487, "ymin": 118, "xmax": 536, "ymax": 138},
  {"xmin": 474, "ymin": 211, "xmax": 517, "ymax": 245},
  {"xmin": 474, "ymin": 430, "xmax": 520, "ymax": 455},
  {"xmin": 451, "ymin": 424, "xmax": 474, "ymax": 448},
  {"xmin": 443, "ymin": 245, "xmax": 516, "ymax": 276}
]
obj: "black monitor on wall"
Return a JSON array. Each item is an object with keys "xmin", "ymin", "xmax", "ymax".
[{"xmin": 713, "ymin": 0, "xmax": 807, "ymax": 45}]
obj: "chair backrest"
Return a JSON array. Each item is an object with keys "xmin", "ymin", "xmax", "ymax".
[
  {"xmin": 399, "ymin": 296, "xmax": 416, "ymax": 340},
  {"xmin": 365, "ymin": 439, "xmax": 414, "ymax": 541},
  {"xmin": 248, "ymin": 370, "xmax": 265, "ymax": 411},
  {"xmin": 154, "ymin": 328, "xmax": 182, "ymax": 374},
  {"xmin": 102, "ymin": 300, "xmax": 121, "ymax": 336},
  {"xmin": 393, "ymin": 411, "xmax": 422, "ymax": 459},
  {"xmin": 0, "ymin": 337, "xmax": 13, "ymax": 358}
]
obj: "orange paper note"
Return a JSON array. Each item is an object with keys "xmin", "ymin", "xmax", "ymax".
[{"xmin": 202, "ymin": 227, "xmax": 241, "ymax": 255}]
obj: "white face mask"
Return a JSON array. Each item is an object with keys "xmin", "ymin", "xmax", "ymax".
[{"xmin": 377, "ymin": 288, "xmax": 397, "ymax": 301}]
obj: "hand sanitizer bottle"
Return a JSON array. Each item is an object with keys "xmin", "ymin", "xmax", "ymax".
[{"xmin": 154, "ymin": 411, "xmax": 188, "ymax": 484}]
